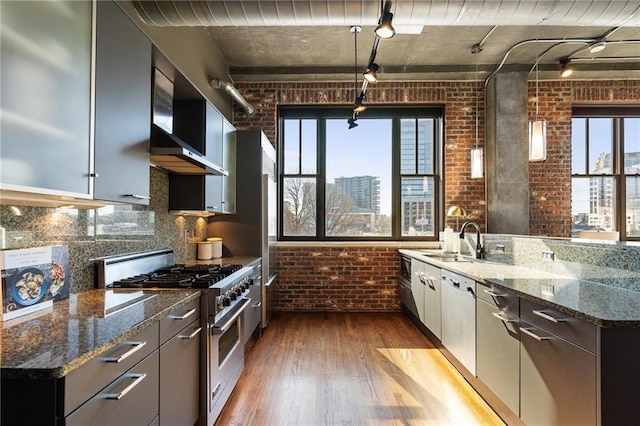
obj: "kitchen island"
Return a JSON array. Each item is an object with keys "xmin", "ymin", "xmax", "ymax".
[{"xmin": 401, "ymin": 246, "xmax": 640, "ymax": 425}]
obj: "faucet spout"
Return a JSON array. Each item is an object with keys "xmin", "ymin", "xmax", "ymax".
[{"xmin": 459, "ymin": 220, "xmax": 484, "ymax": 259}]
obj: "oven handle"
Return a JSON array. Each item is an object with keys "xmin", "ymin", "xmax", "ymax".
[{"xmin": 210, "ymin": 297, "xmax": 251, "ymax": 335}]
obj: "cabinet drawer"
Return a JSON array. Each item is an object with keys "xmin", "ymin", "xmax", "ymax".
[
  {"xmin": 160, "ymin": 298, "xmax": 201, "ymax": 344},
  {"xmin": 476, "ymin": 283, "xmax": 519, "ymax": 315},
  {"xmin": 66, "ymin": 350, "xmax": 159, "ymax": 426},
  {"xmin": 64, "ymin": 322, "xmax": 159, "ymax": 416},
  {"xmin": 521, "ymin": 298, "xmax": 596, "ymax": 353}
]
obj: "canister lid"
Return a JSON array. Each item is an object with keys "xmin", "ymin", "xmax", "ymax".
[{"xmin": 207, "ymin": 237, "xmax": 222, "ymax": 242}]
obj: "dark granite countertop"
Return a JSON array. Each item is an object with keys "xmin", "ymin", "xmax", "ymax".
[
  {"xmin": 1, "ymin": 288, "xmax": 200, "ymax": 380},
  {"xmin": 400, "ymin": 249, "xmax": 640, "ymax": 328}
]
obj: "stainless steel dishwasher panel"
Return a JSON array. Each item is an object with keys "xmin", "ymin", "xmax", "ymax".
[{"xmin": 441, "ymin": 269, "xmax": 476, "ymax": 376}]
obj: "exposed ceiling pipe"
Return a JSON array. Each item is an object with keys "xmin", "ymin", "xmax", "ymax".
[{"xmin": 210, "ymin": 78, "xmax": 256, "ymax": 116}]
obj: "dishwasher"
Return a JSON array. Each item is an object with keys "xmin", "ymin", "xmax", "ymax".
[{"xmin": 441, "ymin": 269, "xmax": 476, "ymax": 376}]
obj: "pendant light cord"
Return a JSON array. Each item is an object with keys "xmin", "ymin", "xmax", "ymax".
[{"xmin": 475, "ymin": 65, "xmax": 479, "ymax": 149}]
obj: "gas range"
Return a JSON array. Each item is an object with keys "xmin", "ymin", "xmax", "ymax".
[
  {"xmin": 95, "ymin": 249, "xmax": 261, "ymax": 426},
  {"xmin": 112, "ymin": 264, "xmax": 243, "ymax": 289}
]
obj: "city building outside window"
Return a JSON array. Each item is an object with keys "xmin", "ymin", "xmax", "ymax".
[
  {"xmin": 279, "ymin": 107, "xmax": 443, "ymax": 240},
  {"xmin": 571, "ymin": 107, "xmax": 640, "ymax": 239}
]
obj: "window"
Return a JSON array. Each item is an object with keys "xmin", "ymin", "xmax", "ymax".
[
  {"xmin": 571, "ymin": 107, "xmax": 640, "ymax": 239},
  {"xmin": 279, "ymin": 107, "xmax": 443, "ymax": 240}
]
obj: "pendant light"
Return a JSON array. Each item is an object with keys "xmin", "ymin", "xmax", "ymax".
[
  {"xmin": 529, "ymin": 55, "xmax": 547, "ymax": 162},
  {"xmin": 471, "ymin": 78, "xmax": 483, "ymax": 178}
]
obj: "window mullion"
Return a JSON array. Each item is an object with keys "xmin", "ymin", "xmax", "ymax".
[{"xmin": 317, "ymin": 118, "xmax": 326, "ymax": 238}]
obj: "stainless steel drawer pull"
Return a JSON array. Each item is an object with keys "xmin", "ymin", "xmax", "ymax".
[
  {"xmin": 427, "ymin": 281, "xmax": 436, "ymax": 291},
  {"xmin": 179, "ymin": 327, "xmax": 202, "ymax": 340},
  {"xmin": 104, "ymin": 373, "xmax": 146, "ymax": 400},
  {"xmin": 492, "ymin": 312, "xmax": 518, "ymax": 323},
  {"xmin": 170, "ymin": 308, "xmax": 197, "ymax": 320},
  {"xmin": 483, "ymin": 289, "xmax": 506, "ymax": 297},
  {"xmin": 520, "ymin": 327, "xmax": 551, "ymax": 341},
  {"xmin": 253, "ymin": 302, "xmax": 263, "ymax": 308},
  {"xmin": 123, "ymin": 194, "xmax": 151, "ymax": 200},
  {"xmin": 452, "ymin": 280, "xmax": 460, "ymax": 288},
  {"xmin": 532, "ymin": 309, "xmax": 567, "ymax": 323},
  {"xmin": 103, "ymin": 341, "xmax": 147, "ymax": 363}
]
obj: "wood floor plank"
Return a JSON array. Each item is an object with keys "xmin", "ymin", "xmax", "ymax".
[{"xmin": 215, "ymin": 312, "xmax": 505, "ymax": 426}]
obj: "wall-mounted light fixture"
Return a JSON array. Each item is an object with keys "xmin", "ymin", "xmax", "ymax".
[{"xmin": 529, "ymin": 57, "xmax": 547, "ymax": 162}]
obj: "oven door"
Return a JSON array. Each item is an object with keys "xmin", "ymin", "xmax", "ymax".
[{"xmin": 208, "ymin": 298, "xmax": 250, "ymax": 424}]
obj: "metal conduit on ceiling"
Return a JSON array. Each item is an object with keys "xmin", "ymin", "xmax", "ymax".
[{"xmin": 132, "ymin": 0, "xmax": 640, "ymax": 27}]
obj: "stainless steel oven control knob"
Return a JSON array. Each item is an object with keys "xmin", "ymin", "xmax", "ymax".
[{"xmin": 223, "ymin": 295, "xmax": 232, "ymax": 306}]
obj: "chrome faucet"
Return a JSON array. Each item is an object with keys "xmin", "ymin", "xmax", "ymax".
[{"xmin": 459, "ymin": 221, "xmax": 484, "ymax": 259}]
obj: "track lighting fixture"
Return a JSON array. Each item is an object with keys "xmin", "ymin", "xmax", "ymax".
[
  {"xmin": 375, "ymin": 11, "xmax": 395, "ymax": 39},
  {"xmin": 348, "ymin": 113, "xmax": 358, "ymax": 129},
  {"xmin": 363, "ymin": 63, "xmax": 379, "ymax": 83},
  {"xmin": 589, "ymin": 41, "xmax": 607, "ymax": 54},
  {"xmin": 354, "ymin": 94, "xmax": 367, "ymax": 113},
  {"xmin": 559, "ymin": 58, "xmax": 573, "ymax": 78}
]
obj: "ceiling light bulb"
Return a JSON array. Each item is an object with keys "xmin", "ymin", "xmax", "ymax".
[
  {"xmin": 354, "ymin": 94, "xmax": 367, "ymax": 113},
  {"xmin": 375, "ymin": 11, "xmax": 395, "ymax": 39},
  {"xmin": 363, "ymin": 63, "xmax": 379, "ymax": 83},
  {"xmin": 589, "ymin": 41, "xmax": 606, "ymax": 54},
  {"xmin": 559, "ymin": 58, "xmax": 573, "ymax": 78}
]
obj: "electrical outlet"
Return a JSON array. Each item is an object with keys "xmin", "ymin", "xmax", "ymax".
[
  {"xmin": 542, "ymin": 250, "xmax": 554, "ymax": 261},
  {"xmin": 541, "ymin": 284, "xmax": 555, "ymax": 296},
  {"xmin": 495, "ymin": 244, "xmax": 506, "ymax": 253}
]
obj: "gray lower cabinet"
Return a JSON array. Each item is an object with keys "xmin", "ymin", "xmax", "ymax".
[
  {"xmin": 410, "ymin": 259, "xmax": 442, "ymax": 340},
  {"xmin": 66, "ymin": 350, "xmax": 160, "ymax": 426},
  {"xmin": 159, "ymin": 300, "xmax": 202, "ymax": 426},
  {"xmin": 519, "ymin": 299, "xmax": 597, "ymax": 426},
  {"xmin": 476, "ymin": 283, "xmax": 520, "ymax": 417}
]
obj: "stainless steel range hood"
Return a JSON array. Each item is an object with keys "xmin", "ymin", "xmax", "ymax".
[{"xmin": 150, "ymin": 124, "xmax": 228, "ymax": 176}]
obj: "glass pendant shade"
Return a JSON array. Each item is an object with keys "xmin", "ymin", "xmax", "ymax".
[
  {"xmin": 470, "ymin": 148, "xmax": 484, "ymax": 178},
  {"xmin": 529, "ymin": 120, "xmax": 547, "ymax": 162}
]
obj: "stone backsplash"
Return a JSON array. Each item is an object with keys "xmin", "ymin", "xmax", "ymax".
[
  {"xmin": 473, "ymin": 234, "xmax": 640, "ymax": 292},
  {"xmin": 0, "ymin": 168, "xmax": 206, "ymax": 293}
]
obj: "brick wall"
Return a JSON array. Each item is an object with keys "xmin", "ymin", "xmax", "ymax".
[
  {"xmin": 232, "ymin": 79, "xmax": 639, "ymax": 311},
  {"xmin": 275, "ymin": 245, "xmax": 400, "ymax": 311}
]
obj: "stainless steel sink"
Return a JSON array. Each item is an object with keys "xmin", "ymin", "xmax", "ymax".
[{"xmin": 415, "ymin": 250, "xmax": 471, "ymax": 262}]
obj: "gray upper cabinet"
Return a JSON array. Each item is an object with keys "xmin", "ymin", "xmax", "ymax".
[
  {"xmin": 0, "ymin": 0, "xmax": 151, "ymax": 206},
  {"xmin": 0, "ymin": 1, "xmax": 93, "ymax": 197},
  {"xmin": 170, "ymin": 100, "xmax": 235, "ymax": 214},
  {"xmin": 94, "ymin": 0, "xmax": 151, "ymax": 205}
]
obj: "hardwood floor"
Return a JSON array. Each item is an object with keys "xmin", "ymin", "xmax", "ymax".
[{"xmin": 215, "ymin": 312, "xmax": 505, "ymax": 426}]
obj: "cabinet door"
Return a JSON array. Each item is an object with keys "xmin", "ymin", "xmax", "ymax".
[
  {"xmin": 159, "ymin": 320, "xmax": 201, "ymax": 426},
  {"xmin": 410, "ymin": 261, "xmax": 426, "ymax": 324},
  {"xmin": 0, "ymin": 1, "xmax": 92, "ymax": 196},
  {"xmin": 421, "ymin": 262, "xmax": 441, "ymax": 340},
  {"xmin": 94, "ymin": 0, "xmax": 151, "ymax": 205},
  {"xmin": 476, "ymin": 295, "xmax": 520, "ymax": 416},
  {"xmin": 222, "ymin": 120, "xmax": 237, "ymax": 213},
  {"xmin": 520, "ymin": 320, "xmax": 596, "ymax": 426}
]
